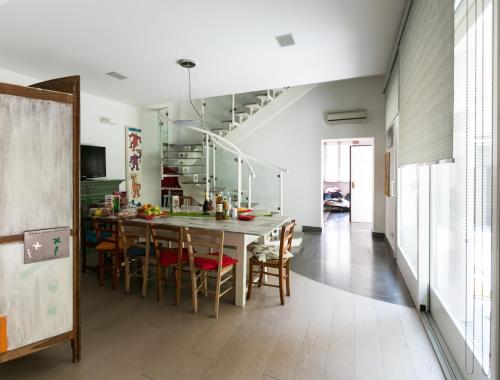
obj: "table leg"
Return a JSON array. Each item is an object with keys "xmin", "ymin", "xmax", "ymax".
[{"xmin": 224, "ymin": 233, "xmax": 258, "ymax": 307}]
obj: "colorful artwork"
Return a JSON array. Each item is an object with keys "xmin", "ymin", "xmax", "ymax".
[{"xmin": 126, "ymin": 127, "xmax": 143, "ymax": 202}]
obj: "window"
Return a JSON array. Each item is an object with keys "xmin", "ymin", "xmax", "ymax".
[
  {"xmin": 324, "ymin": 142, "xmax": 350, "ymax": 182},
  {"xmin": 398, "ymin": 164, "xmax": 418, "ymax": 273}
]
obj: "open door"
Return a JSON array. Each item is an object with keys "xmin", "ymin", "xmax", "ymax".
[
  {"xmin": 0, "ymin": 76, "xmax": 80, "ymax": 364},
  {"xmin": 350, "ymin": 145, "xmax": 374, "ymax": 224}
]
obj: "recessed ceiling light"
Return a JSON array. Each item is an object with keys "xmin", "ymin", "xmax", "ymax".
[
  {"xmin": 275, "ymin": 33, "xmax": 295, "ymax": 48},
  {"xmin": 106, "ymin": 71, "xmax": 128, "ymax": 80}
]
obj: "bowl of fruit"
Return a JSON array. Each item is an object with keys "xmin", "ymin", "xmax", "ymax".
[{"xmin": 137, "ymin": 204, "xmax": 164, "ymax": 219}]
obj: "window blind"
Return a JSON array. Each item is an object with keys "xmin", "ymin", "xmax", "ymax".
[
  {"xmin": 398, "ymin": 0, "xmax": 454, "ymax": 165},
  {"xmin": 385, "ymin": 59, "xmax": 399, "ymax": 129}
]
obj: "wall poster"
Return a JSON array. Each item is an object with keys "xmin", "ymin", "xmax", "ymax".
[{"xmin": 126, "ymin": 127, "xmax": 143, "ymax": 206}]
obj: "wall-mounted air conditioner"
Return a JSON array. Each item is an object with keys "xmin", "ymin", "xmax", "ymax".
[{"xmin": 326, "ymin": 110, "xmax": 367, "ymax": 124}]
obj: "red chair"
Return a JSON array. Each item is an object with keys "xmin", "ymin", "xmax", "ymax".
[
  {"xmin": 184, "ymin": 227, "xmax": 237, "ymax": 318},
  {"xmin": 150, "ymin": 224, "xmax": 189, "ymax": 305}
]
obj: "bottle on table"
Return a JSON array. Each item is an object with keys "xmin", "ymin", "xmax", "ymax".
[
  {"xmin": 215, "ymin": 193, "xmax": 224, "ymax": 220},
  {"xmin": 222, "ymin": 195, "xmax": 229, "ymax": 219},
  {"xmin": 203, "ymin": 192, "xmax": 209, "ymax": 215}
]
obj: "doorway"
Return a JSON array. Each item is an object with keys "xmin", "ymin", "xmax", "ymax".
[{"xmin": 322, "ymin": 138, "xmax": 374, "ymax": 227}]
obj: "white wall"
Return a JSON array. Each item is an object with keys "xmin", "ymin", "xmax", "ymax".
[
  {"xmin": 0, "ymin": 67, "xmax": 157, "ymax": 197},
  {"xmin": 228, "ymin": 76, "xmax": 387, "ymax": 232}
]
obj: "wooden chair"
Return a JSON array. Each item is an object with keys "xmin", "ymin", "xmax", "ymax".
[
  {"xmin": 94, "ymin": 218, "xmax": 122, "ymax": 289},
  {"xmin": 150, "ymin": 224, "xmax": 190, "ymax": 305},
  {"xmin": 184, "ymin": 228, "xmax": 238, "ymax": 318},
  {"xmin": 118, "ymin": 220, "xmax": 154, "ymax": 297},
  {"xmin": 247, "ymin": 220, "xmax": 296, "ymax": 305},
  {"xmin": 82, "ymin": 216, "xmax": 112, "ymax": 273}
]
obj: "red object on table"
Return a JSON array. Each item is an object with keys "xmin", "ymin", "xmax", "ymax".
[{"xmin": 238, "ymin": 215, "xmax": 256, "ymax": 221}]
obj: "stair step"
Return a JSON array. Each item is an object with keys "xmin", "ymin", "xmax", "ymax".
[
  {"xmin": 163, "ymin": 143, "xmax": 204, "ymax": 152},
  {"xmin": 221, "ymin": 120, "xmax": 240, "ymax": 128},
  {"xmin": 255, "ymin": 93, "xmax": 274, "ymax": 106},
  {"xmin": 271, "ymin": 88, "xmax": 286, "ymax": 96},
  {"xmin": 244, "ymin": 103, "xmax": 261, "ymax": 115}
]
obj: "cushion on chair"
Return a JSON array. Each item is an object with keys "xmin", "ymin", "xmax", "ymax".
[
  {"xmin": 159, "ymin": 248, "xmax": 189, "ymax": 267},
  {"xmin": 194, "ymin": 253, "xmax": 238, "ymax": 271},
  {"xmin": 248, "ymin": 244, "xmax": 293, "ymax": 262},
  {"xmin": 96, "ymin": 241, "xmax": 118, "ymax": 252},
  {"xmin": 126, "ymin": 246, "xmax": 153, "ymax": 257},
  {"xmin": 85, "ymin": 230, "xmax": 112, "ymax": 244}
]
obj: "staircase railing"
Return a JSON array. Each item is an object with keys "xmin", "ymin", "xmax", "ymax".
[{"xmin": 158, "ymin": 111, "xmax": 287, "ymax": 214}]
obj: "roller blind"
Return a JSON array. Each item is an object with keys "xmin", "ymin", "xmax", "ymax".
[
  {"xmin": 385, "ymin": 59, "xmax": 399, "ymax": 129},
  {"xmin": 399, "ymin": 0, "xmax": 454, "ymax": 165}
]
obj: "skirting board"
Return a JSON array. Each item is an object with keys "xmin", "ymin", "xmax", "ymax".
[
  {"xmin": 302, "ymin": 225, "xmax": 322, "ymax": 232},
  {"xmin": 371, "ymin": 232, "xmax": 385, "ymax": 239}
]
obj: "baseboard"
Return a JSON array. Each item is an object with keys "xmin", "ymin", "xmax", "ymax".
[
  {"xmin": 371, "ymin": 231, "xmax": 385, "ymax": 239},
  {"xmin": 384, "ymin": 235, "xmax": 395, "ymax": 257},
  {"xmin": 302, "ymin": 225, "xmax": 322, "ymax": 232}
]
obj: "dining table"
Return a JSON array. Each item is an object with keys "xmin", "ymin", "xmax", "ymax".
[{"xmin": 91, "ymin": 214, "xmax": 291, "ymax": 307}]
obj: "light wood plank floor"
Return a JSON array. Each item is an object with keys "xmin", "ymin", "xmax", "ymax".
[{"xmin": 0, "ymin": 271, "xmax": 444, "ymax": 380}]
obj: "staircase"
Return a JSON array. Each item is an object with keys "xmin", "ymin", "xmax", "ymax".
[
  {"xmin": 160, "ymin": 86, "xmax": 290, "ymax": 211},
  {"xmin": 206, "ymin": 88, "xmax": 287, "ymax": 137},
  {"xmin": 161, "ymin": 143, "xmax": 207, "ymax": 207}
]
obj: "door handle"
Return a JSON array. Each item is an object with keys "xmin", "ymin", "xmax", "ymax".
[{"xmin": 352, "ymin": 181, "xmax": 355, "ymax": 189}]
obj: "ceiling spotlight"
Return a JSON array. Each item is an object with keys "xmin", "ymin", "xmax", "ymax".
[
  {"xmin": 275, "ymin": 33, "xmax": 295, "ymax": 48},
  {"xmin": 106, "ymin": 71, "xmax": 128, "ymax": 80}
]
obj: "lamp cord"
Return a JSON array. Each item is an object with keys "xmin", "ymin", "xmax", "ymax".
[{"xmin": 187, "ymin": 68, "xmax": 203, "ymax": 122}]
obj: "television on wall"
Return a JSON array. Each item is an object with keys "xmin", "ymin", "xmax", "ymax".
[{"xmin": 81, "ymin": 145, "xmax": 106, "ymax": 179}]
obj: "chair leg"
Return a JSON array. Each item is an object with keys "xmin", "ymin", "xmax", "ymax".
[
  {"xmin": 232, "ymin": 265, "xmax": 237, "ymax": 305},
  {"xmin": 141, "ymin": 257, "xmax": 149, "ymax": 298},
  {"xmin": 175, "ymin": 266, "xmax": 181, "ymax": 306},
  {"xmin": 258, "ymin": 266, "xmax": 264, "ymax": 287},
  {"xmin": 214, "ymin": 271, "xmax": 221, "ymax": 318},
  {"xmin": 247, "ymin": 260, "xmax": 253, "ymax": 300},
  {"xmin": 202, "ymin": 271, "xmax": 208, "ymax": 296},
  {"xmin": 98, "ymin": 251, "xmax": 104, "ymax": 287},
  {"xmin": 278, "ymin": 266, "xmax": 285, "ymax": 305},
  {"xmin": 124, "ymin": 255, "xmax": 131, "ymax": 293},
  {"xmin": 190, "ymin": 265, "xmax": 198, "ymax": 313},
  {"xmin": 286, "ymin": 261, "xmax": 291, "ymax": 297}
]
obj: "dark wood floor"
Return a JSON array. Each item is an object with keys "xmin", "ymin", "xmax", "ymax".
[{"xmin": 293, "ymin": 212, "xmax": 414, "ymax": 306}]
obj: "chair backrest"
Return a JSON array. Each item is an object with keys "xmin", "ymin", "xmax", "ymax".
[
  {"xmin": 118, "ymin": 220, "xmax": 151, "ymax": 256},
  {"xmin": 150, "ymin": 224, "xmax": 183, "ymax": 262},
  {"xmin": 279, "ymin": 220, "xmax": 296, "ymax": 261},
  {"xmin": 184, "ymin": 227, "xmax": 224, "ymax": 269},
  {"xmin": 92, "ymin": 217, "xmax": 119, "ymax": 242}
]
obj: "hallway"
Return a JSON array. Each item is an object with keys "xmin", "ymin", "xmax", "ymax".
[{"xmin": 294, "ymin": 213, "xmax": 413, "ymax": 306}]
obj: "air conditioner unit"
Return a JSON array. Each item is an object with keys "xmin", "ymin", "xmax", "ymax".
[{"xmin": 326, "ymin": 110, "xmax": 367, "ymax": 124}]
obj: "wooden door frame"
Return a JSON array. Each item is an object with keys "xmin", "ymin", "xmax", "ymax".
[{"xmin": 0, "ymin": 76, "xmax": 81, "ymax": 364}]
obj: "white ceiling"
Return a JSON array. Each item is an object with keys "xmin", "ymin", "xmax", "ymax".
[{"xmin": 0, "ymin": 0, "xmax": 405, "ymax": 106}]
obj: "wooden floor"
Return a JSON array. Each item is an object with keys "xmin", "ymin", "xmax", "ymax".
[{"xmin": 0, "ymin": 269, "xmax": 444, "ymax": 380}]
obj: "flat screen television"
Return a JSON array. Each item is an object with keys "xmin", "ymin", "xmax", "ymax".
[{"xmin": 81, "ymin": 145, "xmax": 106, "ymax": 179}]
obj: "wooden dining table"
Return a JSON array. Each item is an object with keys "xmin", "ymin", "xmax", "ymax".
[{"xmin": 92, "ymin": 214, "xmax": 291, "ymax": 307}]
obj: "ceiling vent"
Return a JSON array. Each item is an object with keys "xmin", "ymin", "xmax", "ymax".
[
  {"xmin": 275, "ymin": 33, "xmax": 295, "ymax": 47},
  {"xmin": 106, "ymin": 71, "xmax": 128, "ymax": 80},
  {"xmin": 326, "ymin": 110, "xmax": 367, "ymax": 125}
]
